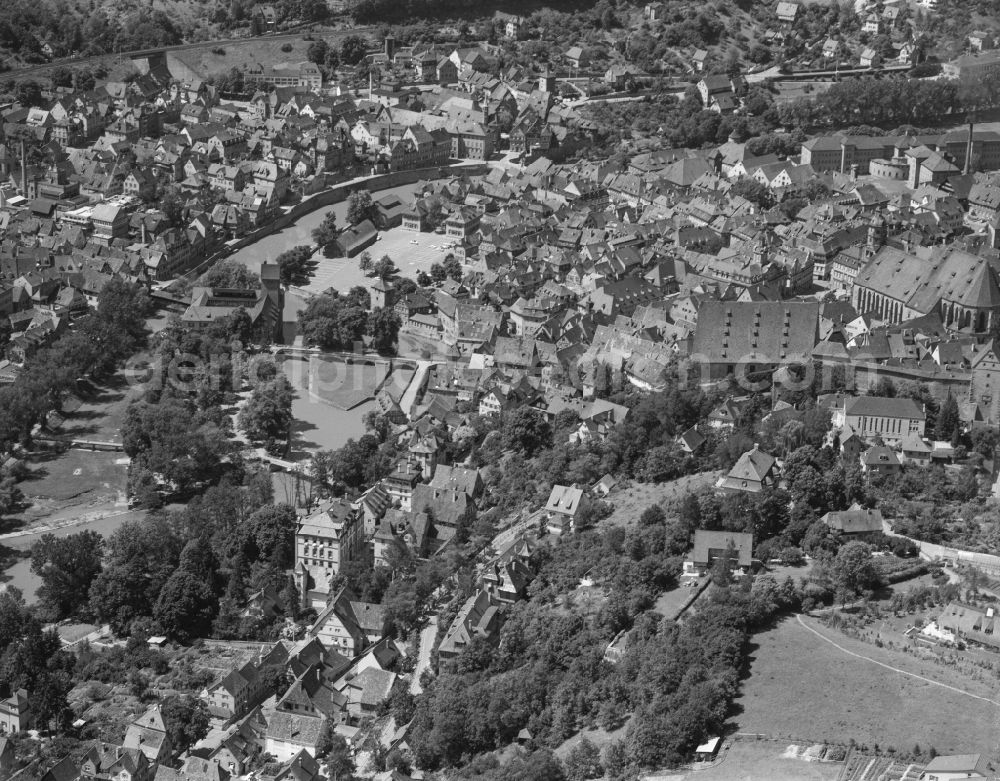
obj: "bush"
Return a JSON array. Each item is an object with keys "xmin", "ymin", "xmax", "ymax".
[
  {"xmin": 779, "ymin": 546, "xmax": 805, "ymax": 566},
  {"xmin": 281, "ymin": 43, "xmax": 293, "ymax": 52},
  {"xmin": 909, "ymin": 62, "xmax": 941, "ymax": 78}
]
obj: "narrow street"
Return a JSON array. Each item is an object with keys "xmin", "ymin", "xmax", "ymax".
[
  {"xmin": 399, "ymin": 360, "xmax": 435, "ymax": 419},
  {"xmin": 410, "ymin": 615, "xmax": 438, "ymax": 695}
]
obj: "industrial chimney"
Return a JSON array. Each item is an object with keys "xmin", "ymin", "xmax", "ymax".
[
  {"xmin": 19, "ymin": 140, "xmax": 26, "ymax": 196},
  {"xmin": 965, "ymin": 116, "xmax": 975, "ymax": 175}
]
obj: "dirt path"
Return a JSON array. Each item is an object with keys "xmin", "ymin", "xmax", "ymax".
[{"xmin": 795, "ymin": 614, "xmax": 1000, "ymax": 708}]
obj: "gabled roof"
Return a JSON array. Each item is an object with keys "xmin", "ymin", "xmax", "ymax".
[
  {"xmin": 545, "ymin": 484, "xmax": 584, "ymax": 516},
  {"xmin": 822, "ymin": 504, "xmax": 883, "ymax": 534},
  {"xmin": 845, "ymin": 395, "xmax": 925, "ymax": 421},
  {"xmin": 726, "ymin": 444, "xmax": 776, "ymax": 483},
  {"xmin": 923, "ymin": 753, "xmax": 993, "ymax": 776},
  {"xmin": 691, "ymin": 530, "xmax": 753, "ymax": 567}
]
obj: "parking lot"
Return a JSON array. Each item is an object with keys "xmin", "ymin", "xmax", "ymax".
[{"xmin": 298, "ymin": 227, "xmax": 460, "ymax": 296}]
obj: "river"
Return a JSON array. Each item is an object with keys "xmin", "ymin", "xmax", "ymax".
[{"xmin": 1, "ymin": 508, "xmax": 149, "ymax": 601}]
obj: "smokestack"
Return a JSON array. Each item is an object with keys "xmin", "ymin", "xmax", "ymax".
[
  {"xmin": 19, "ymin": 140, "xmax": 26, "ymax": 196},
  {"xmin": 965, "ymin": 119, "xmax": 974, "ymax": 175}
]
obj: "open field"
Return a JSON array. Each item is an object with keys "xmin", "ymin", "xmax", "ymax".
[
  {"xmin": 7, "ymin": 370, "xmax": 141, "ymax": 520},
  {"xmin": 14, "ymin": 449, "xmax": 126, "ymax": 506},
  {"xmin": 599, "ymin": 472, "xmax": 723, "ymax": 530},
  {"xmin": 58, "ymin": 375, "xmax": 137, "ymax": 442},
  {"xmin": 669, "ymin": 739, "xmax": 844, "ymax": 781},
  {"xmin": 165, "ymin": 28, "xmax": 373, "ymax": 83},
  {"xmin": 734, "ymin": 615, "xmax": 1000, "ymax": 754}
]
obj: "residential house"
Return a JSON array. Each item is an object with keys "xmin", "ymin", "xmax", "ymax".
[
  {"xmin": 306, "ymin": 588, "xmax": 384, "ymax": 657},
  {"xmin": 122, "ymin": 705, "xmax": 172, "ymax": 764},
  {"xmin": 264, "ymin": 713, "xmax": 324, "ymax": 762},
  {"xmin": 684, "ymin": 530, "xmax": 754, "ymax": 577},
  {"xmin": 860, "ymin": 445, "xmax": 902, "ymax": 476},
  {"xmin": 644, "ymin": 2, "xmax": 664, "ymax": 20},
  {"xmin": 821, "ymin": 504, "xmax": 884, "ymax": 537},
  {"xmin": 715, "ymin": 443, "xmax": 778, "ymax": 493},
  {"xmin": 0, "ymin": 687, "xmax": 29, "ymax": 733},
  {"xmin": 543, "ymin": 483, "xmax": 591, "ymax": 535},
  {"xmin": 776, "ymin": 1, "xmax": 799, "ymax": 23},
  {"xmin": 937, "ymin": 603, "xmax": 1000, "ymax": 652},
  {"xmin": 438, "ymin": 590, "xmax": 502, "ymax": 663},
  {"xmin": 918, "ymin": 754, "xmax": 995, "ymax": 780}
]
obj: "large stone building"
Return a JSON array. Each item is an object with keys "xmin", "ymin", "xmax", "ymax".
[
  {"xmin": 181, "ymin": 263, "xmax": 284, "ymax": 341},
  {"xmin": 852, "ymin": 246, "xmax": 1000, "ymax": 332},
  {"xmin": 832, "ymin": 395, "xmax": 926, "ymax": 443},
  {"xmin": 801, "ymin": 131, "xmax": 1000, "ymax": 175},
  {"xmin": 688, "ymin": 301, "xmax": 820, "ymax": 382},
  {"xmin": 294, "ymin": 500, "xmax": 364, "ymax": 610}
]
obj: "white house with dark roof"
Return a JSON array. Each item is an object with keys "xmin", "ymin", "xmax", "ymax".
[
  {"xmin": 306, "ymin": 587, "xmax": 385, "ymax": 657},
  {"xmin": 715, "ymin": 444, "xmax": 778, "ymax": 493},
  {"xmin": 544, "ymin": 483, "xmax": 591, "ymax": 534},
  {"xmin": 0, "ymin": 687, "xmax": 29, "ymax": 734},
  {"xmin": 861, "ymin": 444, "xmax": 902, "ymax": 476},
  {"xmin": 684, "ymin": 530, "xmax": 754, "ymax": 576},
  {"xmin": 265, "ymin": 712, "xmax": 325, "ymax": 762}
]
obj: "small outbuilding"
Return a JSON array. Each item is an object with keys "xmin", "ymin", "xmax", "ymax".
[{"xmin": 695, "ymin": 736, "xmax": 722, "ymax": 761}]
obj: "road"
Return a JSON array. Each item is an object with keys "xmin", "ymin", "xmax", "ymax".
[
  {"xmin": 746, "ymin": 65, "xmax": 782, "ymax": 84},
  {"xmin": 400, "ymin": 360, "xmax": 435, "ymax": 419},
  {"xmin": 410, "ymin": 615, "xmax": 438, "ymax": 695},
  {"xmin": 881, "ymin": 518, "xmax": 1000, "ymax": 576}
]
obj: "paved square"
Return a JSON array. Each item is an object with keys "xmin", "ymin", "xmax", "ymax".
[{"xmin": 299, "ymin": 228, "xmax": 460, "ymax": 296}]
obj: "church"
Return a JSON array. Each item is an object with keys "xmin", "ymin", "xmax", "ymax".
[{"xmin": 852, "ymin": 246, "xmax": 1000, "ymax": 333}]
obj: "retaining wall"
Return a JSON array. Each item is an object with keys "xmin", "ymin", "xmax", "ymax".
[{"xmin": 182, "ymin": 161, "xmax": 490, "ymax": 281}]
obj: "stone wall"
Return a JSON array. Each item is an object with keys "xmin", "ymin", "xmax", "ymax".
[{"xmin": 182, "ymin": 162, "xmax": 490, "ymax": 281}]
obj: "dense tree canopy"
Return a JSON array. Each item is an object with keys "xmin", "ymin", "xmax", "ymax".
[
  {"xmin": 298, "ymin": 292, "xmax": 368, "ymax": 350},
  {"xmin": 346, "ymin": 190, "xmax": 375, "ymax": 226},
  {"xmin": 200, "ymin": 260, "xmax": 260, "ymax": 290},
  {"xmin": 275, "ymin": 246, "xmax": 315, "ymax": 286},
  {"xmin": 238, "ymin": 375, "xmax": 295, "ymax": 447},
  {"xmin": 30, "ymin": 531, "xmax": 104, "ymax": 620}
]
